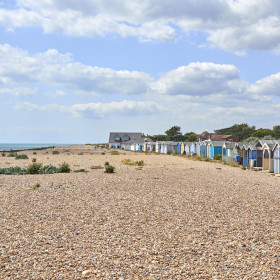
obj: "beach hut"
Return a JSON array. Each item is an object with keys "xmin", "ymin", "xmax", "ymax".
[
  {"xmin": 155, "ymin": 142, "xmax": 162, "ymax": 153},
  {"xmin": 190, "ymin": 142, "xmax": 196, "ymax": 156},
  {"xmin": 247, "ymin": 142, "xmax": 263, "ymax": 169},
  {"xmin": 176, "ymin": 143, "xmax": 181, "ymax": 154},
  {"xmin": 160, "ymin": 142, "xmax": 174, "ymax": 154},
  {"xmin": 184, "ymin": 142, "xmax": 192, "ymax": 155},
  {"xmin": 196, "ymin": 142, "xmax": 201, "ymax": 156},
  {"xmin": 233, "ymin": 142, "xmax": 245, "ymax": 164},
  {"xmin": 262, "ymin": 141, "xmax": 276, "ymax": 172},
  {"xmin": 241, "ymin": 144, "xmax": 249, "ymax": 167},
  {"xmin": 273, "ymin": 142, "xmax": 280, "ymax": 174},
  {"xmin": 209, "ymin": 141, "xmax": 224, "ymax": 159},
  {"xmin": 180, "ymin": 142, "xmax": 186, "ymax": 154},
  {"xmin": 200, "ymin": 142, "xmax": 207, "ymax": 158},
  {"xmin": 222, "ymin": 142, "xmax": 235, "ymax": 163},
  {"xmin": 251, "ymin": 141, "xmax": 264, "ymax": 168}
]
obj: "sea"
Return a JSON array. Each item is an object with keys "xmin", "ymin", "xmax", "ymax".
[{"xmin": 0, "ymin": 143, "xmax": 71, "ymax": 151}]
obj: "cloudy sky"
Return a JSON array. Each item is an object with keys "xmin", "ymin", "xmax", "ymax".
[{"xmin": 1, "ymin": 0, "xmax": 280, "ymax": 143}]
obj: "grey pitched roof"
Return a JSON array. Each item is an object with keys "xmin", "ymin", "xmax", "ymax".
[
  {"xmin": 224, "ymin": 142, "xmax": 235, "ymax": 149},
  {"xmin": 109, "ymin": 132, "xmax": 145, "ymax": 144}
]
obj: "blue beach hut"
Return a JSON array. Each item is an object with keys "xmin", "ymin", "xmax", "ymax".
[
  {"xmin": 273, "ymin": 142, "xmax": 280, "ymax": 174},
  {"xmin": 209, "ymin": 141, "xmax": 224, "ymax": 159}
]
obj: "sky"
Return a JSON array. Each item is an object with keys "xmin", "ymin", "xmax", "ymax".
[{"xmin": 1, "ymin": 0, "xmax": 280, "ymax": 144}]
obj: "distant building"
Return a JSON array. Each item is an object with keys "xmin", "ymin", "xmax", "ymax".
[
  {"xmin": 198, "ymin": 131, "xmax": 238, "ymax": 142},
  {"xmin": 108, "ymin": 132, "xmax": 153, "ymax": 148}
]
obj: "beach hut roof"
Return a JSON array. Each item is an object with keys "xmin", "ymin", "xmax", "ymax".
[
  {"xmin": 211, "ymin": 141, "xmax": 225, "ymax": 146},
  {"xmin": 223, "ymin": 142, "xmax": 235, "ymax": 149}
]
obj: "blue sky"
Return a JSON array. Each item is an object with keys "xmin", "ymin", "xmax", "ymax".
[{"xmin": 1, "ymin": 0, "xmax": 280, "ymax": 143}]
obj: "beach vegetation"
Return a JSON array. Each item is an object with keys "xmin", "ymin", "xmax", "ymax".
[
  {"xmin": 7, "ymin": 152, "xmax": 17, "ymax": 157},
  {"xmin": 52, "ymin": 150, "xmax": 60, "ymax": 155},
  {"xmin": 41, "ymin": 164, "xmax": 59, "ymax": 174},
  {"xmin": 101, "ymin": 152, "xmax": 105, "ymax": 155},
  {"xmin": 1, "ymin": 152, "xmax": 6, "ymax": 157},
  {"xmin": 104, "ymin": 161, "xmax": 115, "ymax": 173},
  {"xmin": 213, "ymin": 154, "xmax": 222, "ymax": 161},
  {"xmin": 136, "ymin": 160, "xmax": 144, "ymax": 166},
  {"xmin": 105, "ymin": 164, "xmax": 115, "ymax": 173},
  {"xmin": 15, "ymin": 154, "xmax": 29, "ymax": 160},
  {"xmin": 111, "ymin": 150, "xmax": 120, "ymax": 155},
  {"xmin": 73, "ymin": 169, "xmax": 88, "ymax": 173},
  {"xmin": 58, "ymin": 162, "xmax": 71, "ymax": 173},
  {"xmin": 33, "ymin": 152, "xmax": 37, "ymax": 155},
  {"xmin": 26, "ymin": 163, "xmax": 42, "ymax": 174},
  {"xmin": 32, "ymin": 183, "xmax": 41, "ymax": 190},
  {"xmin": 0, "ymin": 166, "xmax": 27, "ymax": 175},
  {"xmin": 32, "ymin": 158, "xmax": 37, "ymax": 162},
  {"xmin": 78, "ymin": 152, "xmax": 83, "ymax": 155}
]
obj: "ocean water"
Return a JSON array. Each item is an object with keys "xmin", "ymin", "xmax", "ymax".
[{"xmin": 0, "ymin": 143, "xmax": 70, "ymax": 151}]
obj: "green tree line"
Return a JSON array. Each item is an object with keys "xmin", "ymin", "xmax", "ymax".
[{"xmin": 146, "ymin": 123, "xmax": 280, "ymax": 142}]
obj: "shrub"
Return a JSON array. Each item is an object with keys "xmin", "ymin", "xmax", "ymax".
[
  {"xmin": 213, "ymin": 154, "xmax": 222, "ymax": 161},
  {"xmin": 33, "ymin": 152, "xmax": 37, "ymax": 155},
  {"xmin": 15, "ymin": 154, "xmax": 29, "ymax": 160},
  {"xmin": 1, "ymin": 152, "xmax": 6, "ymax": 157},
  {"xmin": 105, "ymin": 164, "xmax": 115, "ymax": 173},
  {"xmin": 111, "ymin": 151, "xmax": 120, "ymax": 155},
  {"xmin": 104, "ymin": 161, "xmax": 110, "ymax": 166},
  {"xmin": 52, "ymin": 150, "xmax": 60, "ymax": 155},
  {"xmin": 78, "ymin": 152, "xmax": 83, "ymax": 155},
  {"xmin": 136, "ymin": 160, "xmax": 144, "ymax": 166},
  {"xmin": 26, "ymin": 163, "xmax": 42, "ymax": 174},
  {"xmin": 101, "ymin": 152, "xmax": 105, "ymax": 155},
  {"xmin": 122, "ymin": 158, "xmax": 135, "ymax": 166},
  {"xmin": 241, "ymin": 165, "xmax": 246, "ymax": 170},
  {"xmin": 7, "ymin": 152, "xmax": 17, "ymax": 157},
  {"xmin": 0, "ymin": 166, "xmax": 26, "ymax": 175},
  {"xmin": 58, "ymin": 162, "xmax": 71, "ymax": 173},
  {"xmin": 167, "ymin": 150, "xmax": 172, "ymax": 155},
  {"xmin": 41, "ymin": 164, "xmax": 59, "ymax": 174},
  {"xmin": 32, "ymin": 158, "xmax": 37, "ymax": 162},
  {"xmin": 32, "ymin": 183, "xmax": 41, "ymax": 190},
  {"xmin": 73, "ymin": 169, "xmax": 88, "ymax": 173}
]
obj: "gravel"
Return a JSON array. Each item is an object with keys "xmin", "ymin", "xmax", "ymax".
[{"xmin": 0, "ymin": 146, "xmax": 279, "ymax": 279}]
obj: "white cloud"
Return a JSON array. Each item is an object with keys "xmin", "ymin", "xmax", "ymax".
[
  {"xmin": 249, "ymin": 73, "xmax": 280, "ymax": 96},
  {"xmin": 0, "ymin": 44, "xmax": 152, "ymax": 95},
  {"xmin": 151, "ymin": 62, "xmax": 247, "ymax": 96},
  {"xmin": 14, "ymin": 100, "xmax": 167, "ymax": 118},
  {"xmin": 0, "ymin": 0, "xmax": 280, "ymax": 52},
  {"xmin": 0, "ymin": 87, "xmax": 37, "ymax": 96}
]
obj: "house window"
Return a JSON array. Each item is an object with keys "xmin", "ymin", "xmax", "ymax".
[
  {"xmin": 122, "ymin": 134, "xmax": 130, "ymax": 142},
  {"xmin": 113, "ymin": 134, "xmax": 121, "ymax": 142}
]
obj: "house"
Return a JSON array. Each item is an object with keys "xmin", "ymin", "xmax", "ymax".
[
  {"xmin": 109, "ymin": 132, "xmax": 143, "ymax": 148},
  {"xmin": 198, "ymin": 131, "xmax": 239, "ymax": 142}
]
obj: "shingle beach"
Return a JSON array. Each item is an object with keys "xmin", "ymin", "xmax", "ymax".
[{"xmin": 0, "ymin": 145, "xmax": 279, "ymax": 279}]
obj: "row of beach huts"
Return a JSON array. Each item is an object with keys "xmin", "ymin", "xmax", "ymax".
[{"xmin": 113, "ymin": 139, "xmax": 280, "ymax": 174}]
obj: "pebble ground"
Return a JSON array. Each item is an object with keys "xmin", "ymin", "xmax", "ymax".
[{"xmin": 0, "ymin": 146, "xmax": 279, "ymax": 279}]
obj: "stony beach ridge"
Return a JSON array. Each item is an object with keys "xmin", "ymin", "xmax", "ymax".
[{"xmin": 0, "ymin": 145, "xmax": 279, "ymax": 279}]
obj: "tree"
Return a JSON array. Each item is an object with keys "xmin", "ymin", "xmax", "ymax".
[
  {"xmin": 250, "ymin": 128, "xmax": 273, "ymax": 138},
  {"xmin": 187, "ymin": 134, "xmax": 198, "ymax": 142},
  {"xmin": 184, "ymin": 132, "xmax": 197, "ymax": 142},
  {"xmin": 215, "ymin": 123, "xmax": 256, "ymax": 141},
  {"xmin": 273, "ymin": 125, "xmax": 280, "ymax": 139},
  {"xmin": 165, "ymin": 126, "xmax": 182, "ymax": 141}
]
